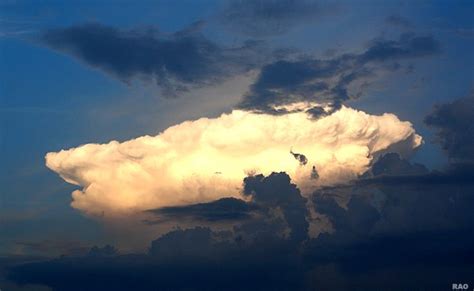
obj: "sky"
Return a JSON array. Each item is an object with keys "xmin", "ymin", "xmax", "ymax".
[{"xmin": 0, "ymin": 0, "xmax": 474, "ymax": 290}]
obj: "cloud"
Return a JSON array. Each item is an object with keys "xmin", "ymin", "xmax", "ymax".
[
  {"xmin": 12, "ymin": 157, "xmax": 474, "ymax": 291},
  {"xmin": 45, "ymin": 105, "xmax": 421, "ymax": 217},
  {"xmin": 425, "ymin": 92, "xmax": 474, "ymax": 163},
  {"xmin": 314, "ymin": 194, "xmax": 380, "ymax": 237},
  {"xmin": 243, "ymin": 172, "xmax": 309, "ymax": 241},
  {"xmin": 87, "ymin": 245, "xmax": 119, "ymax": 257},
  {"xmin": 14, "ymin": 240, "xmax": 90, "ymax": 257},
  {"xmin": 312, "ymin": 153, "xmax": 474, "ymax": 239},
  {"xmin": 8, "ymin": 165, "xmax": 474, "ymax": 291},
  {"xmin": 0, "ymin": 281, "xmax": 52, "ymax": 291},
  {"xmin": 354, "ymin": 163, "xmax": 474, "ymax": 187},
  {"xmin": 40, "ymin": 22, "xmax": 268, "ymax": 96},
  {"xmin": 238, "ymin": 33, "xmax": 440, "ymax": 114},
  {"xmin": 40, "ymin": 24, "xmax": 439, "ymax": 111},
  {"xmin": 147, "ymin": 172, "xmax": 311, "ymax": 244},
  {"xmin": 147, "ymin": 197, "xmax": 259, "ymax": 222},
  {"xmin": 365, "ymin": 152, "xmax": 429, "ymax": 177},
  {"xmin": 8, "ymin": 235, "xmax": 305, "ymax": 291},
  {"xmin": 149, "ymin": 227, "xmax": 216, "ymax": 259},
  {"xmin": 219, "ymin": 0, "xmax": 335, "ymax": 36}
]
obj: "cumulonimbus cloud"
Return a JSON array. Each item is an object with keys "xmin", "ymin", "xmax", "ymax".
[{"xmin": 45, "ymin": 105, "xmax": 421, "ymax": 216}]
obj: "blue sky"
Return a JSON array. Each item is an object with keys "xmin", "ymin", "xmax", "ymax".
[
  {"xmin": 1, "ymin": 1, "xmax": 474, "ymax": 290},
  {"xmin": 1, "ymin": 0, "xmax": 473, "ymax": 259}
]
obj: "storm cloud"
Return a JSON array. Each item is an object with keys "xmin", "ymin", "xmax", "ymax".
[
  {"xmin": 238, "ymin": 33, "xmax": 440, "ymax": 114},
  {"xmin": 41, "ymin": 22, "xmax": 267, "ymax": 96},
  {"xmin": 425, "ymin": 92, "xmax": 474, "ymax": 163},
  {"xmin": 147, "ymin": 197, "xmax": 259, "ymax": 222},
  {"xmin": 8, "ymin": 159, "xmax": 474, "ymax": 290},
  {"xmin": 243, "ymin": 172, "xmax": 309, "ymax": 241},
  {"xmin": 313, "ymin": 152, "xmax": 474, "ymax": 240},
  {"xmin": 45, "ymin": 105, "xmax": 421, "ymax": 217}
]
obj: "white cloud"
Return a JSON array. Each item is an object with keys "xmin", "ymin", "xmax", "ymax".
[{"xmin": 46, "ymin": 105, "xmax": 422, "ymax": 216}]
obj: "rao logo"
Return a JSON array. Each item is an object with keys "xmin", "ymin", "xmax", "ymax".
[{"xmin": 452, "ymin": 283, "xmax": 469, "ymax": 290}]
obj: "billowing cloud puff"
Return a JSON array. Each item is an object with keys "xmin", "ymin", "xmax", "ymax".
[{"xmin": 45, "ymin": 106, "xmax": 421, "ymax": 216}]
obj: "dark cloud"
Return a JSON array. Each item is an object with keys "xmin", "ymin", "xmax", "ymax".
[
  {"xmin": 41, "ymin": 22, "xmax": 268, "ymax": 97},
  {"xmin": 17, "ymin": 258, "xmax": 300, "ymax": 291},
  {"xmin": 142, "ymin": 172, "xmax": 311, "ymax": 247},
  {"xmin": 314, "ymin": 195, "xmax": 380, "ymax": 238},
  {"xmin": 220, "ymin": 0, "xmax": 335, "ymax": 37},
  {"xmin": 8, "ymin": 229, "xmax": 474, "ymax": 291},
  {"xmin": 87, "ymin": 245, "xmax": 119, "ymax": 258},
  {"xmin": 354, "ymin": 163, "xmax": 474, "ymax": 187},
  {"xmin": 243, "ymin": 172, "xmax": 309, "ymax": 242},
  {"xmin": 40, "ymin": 22, "xmax": 439, "ymax": 113},
  {"xmin": 238, "ymin": 33, "xmax": 440, "ymax": 114},
  {"xmin": 304, "ymin": 228, "xmax": 474, "ymax": 291},
  {"xmin": 9, "ymin": 228, "xmax": 304, "ymax": 291},
  {"xmin": 148, "ymin": 172, "xmax": 310, "ymax": 242},
  {"xmin": 315, "ymin": 153, "xmax": 474, "ymax": 238},
  {"xmin": 149, "ymin": 227, "xmax": 217, "ymax": 260},
  {"xmin": 360, "ymin": 34, "xmax": 439, "ymax": 62},
  {"xmin": 302, "ymin": 152, "xmax": 474, "ymax": 291},
  {"xmin": 7, "ymin": 162, "xmax": 474, "ymax": 290},
  {"xmin": 366, "ymin": 152, "xmax": 429, "ymax": 177},
  {"xmin": 146, "ymin": 197, "xmax": 259, "ymax": 222},
  {"xmin": 0, "ymin": 282, "xmax": 51, "ymax": 291},
  {"xmin": 425, "ymin": 92, "xmax": 474, "ymax": 163},
  {"xmin": 14, "ymin": 240, "xmax": 90, "ymax": 257}
]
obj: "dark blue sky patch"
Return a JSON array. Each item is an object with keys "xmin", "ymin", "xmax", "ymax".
[{"xmin": 220, "ymin": 0, "xmax": 336, "ymax": 37}]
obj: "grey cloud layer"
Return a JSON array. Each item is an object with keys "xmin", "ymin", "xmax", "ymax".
[
  {"xmin": 41, "ymin": 22, "xmax": 268, "ymax": 96},
  {"xmin": 147, "ymin": 197, "xmax": 260, "ymax": 222},
  {"xmin": 9, "ymin": 155, "xmax": 474, "ymax": 290},
  {"xmin": 147, "ymin": 172, "xmax": 309, "ymax": 242},
  {"xmin": 41, "ymin": 21, "xmax": 439, "ymax": 114},
  {"xmin": 238, "ymin": 33, "xmax": 440, "ymax": 114}
]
